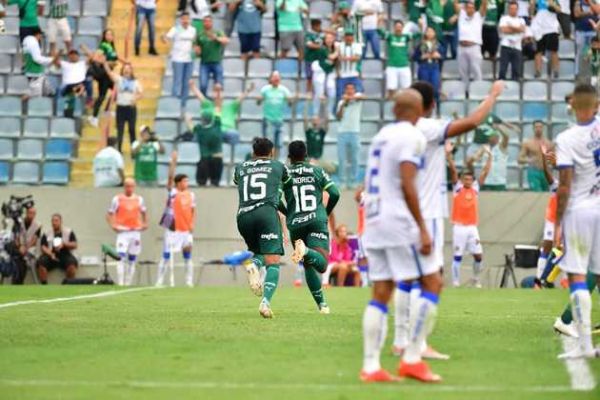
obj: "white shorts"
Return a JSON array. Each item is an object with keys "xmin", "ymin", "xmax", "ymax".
[
  {"xmin": 561, "ymin": 208, "xmax": 600, "ymax": 275},
  {"xmin": 47, "ymin": 18, "xmax": 72, "ymax": 43},
  {"xmin": 426, "ymin": 217, "xmax": 445, "ymax": 267},
  {"xmin": 365, "ymin": 245, "xmax": 440, "ymax": 282},
  {"xmin": 543, "ymin": 219, "xmax": 555, "ymax": 242},
  {"xmin": 116, "ymin": 231, "xmax": 142, "ymax": 256},
  {"xmin": 385, "ymin": 66, "xmax": 412, "ymax": 91},
  {"xmin": 452, "ymin": 224, "xmax": 483, "ymax": 256},
  {"xmin": 164, "ymin": 230, "xmax": 193, "ymax": 253}
]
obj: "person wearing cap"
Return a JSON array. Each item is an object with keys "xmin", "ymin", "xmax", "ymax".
[
  {"xmin": 454, "ymin": 0, "xmax": 488, "ymax": 96},
  {"xmin": 352, "ymin": 0, "xmax": 384, "ymax": 59},
  {"xmin": 22, "ymin": 27, "xmax": 55, "ymax": 99},
  {"xmin": 185, "ymin": 83, "xmax": 225, "ymax": 186},
  {"xmin": 335, "ymin": 28, "xmax": 363, "ymax": 108},
  {"xmin": 466, "ymin": 113, "xmax": 511, "ymax": 191},
  {"xmin": 9, "ymin": 0, "xmax": 43, "ymax": 43},
  {"xmin": 331, "ymin": 1, "xmax": 361, "ymax": 42},
  {"xmin": 276, "ymin": 0, "xmax": 308, "ymax": 59},
  {"xmin": 132, "ymin": 126, "xmax": 165, "ymax": 187},
  {"xmin": 53, "ymin": 48, "xmax": 87, "ymax": 118}
]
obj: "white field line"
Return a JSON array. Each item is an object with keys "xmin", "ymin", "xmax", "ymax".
[
  {"xmin": 0, "ymin": 379, "xmax": 576, "ymax": 393},
  {"xmin": 560, "ymin": 336, "xmax": 597, "ymax": 391},
  {"xmin": 0, "ymin": 287, "xmax": 161, "ymax": 310}
]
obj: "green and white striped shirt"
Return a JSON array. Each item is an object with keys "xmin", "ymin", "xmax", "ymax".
[{"xmin": 49, "ymin": 0, "xmax": 69, "ymax": 19}]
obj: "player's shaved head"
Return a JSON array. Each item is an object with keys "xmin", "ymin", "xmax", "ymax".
[
  {"xmin": 393, "ymin": 89, "xmax": 423, "ymax": 124},
  {"xmin": 124, "ymin": 178, "xmax": 136, "ymax": 196}
]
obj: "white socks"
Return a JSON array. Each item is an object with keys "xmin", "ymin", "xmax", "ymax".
[
  {"xmin": 116, "ymin": 260, "xmax": 125, "ymax": 286},
  {"xmin": 363, "ymin": 301, "xmax": 388, "ymax": 373},
  {"xmin": 451, "ymin": 257, "xmax": 461, "ymax": 285},
  {"xmin": 473, "ymin": 260, "xmax": 482, "ymax": 279},
  {"xmin": 125, "ymin": 261, "xmax": 136, "ymax": 286},
  {"xmin": 536, "ymin": 252, "xmax": 548, "ymax": 280},
  {"xmin": 403, "ymin": 292, "xmax": 439, "ymax": 364},
  {"xmin": 393, "ymin": 283, "xmax": 411, "ymax": 349},
  {"xmin": 156, "ymin": 258, "xmax": 167, "ymax": 286},
  {"xmin": 570, "ymin": 283, "xmax": 593, "ymax": 354},
  {"xmin": 184, "ymin": 259, "xmax": 194, "ymax": 287}
]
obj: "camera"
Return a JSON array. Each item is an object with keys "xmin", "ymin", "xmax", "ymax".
[
  {"xmin": 0, "ymin": 196, "xmax": 34, "ymax": 281},
  {"xmin": 2, "ymin": 195, "xmax": 34, "ymax": 222}
]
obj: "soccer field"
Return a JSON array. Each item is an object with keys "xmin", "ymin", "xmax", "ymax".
[{"xmin": 0, "ymin": 286, "xmax": 598, "ymax": 400}]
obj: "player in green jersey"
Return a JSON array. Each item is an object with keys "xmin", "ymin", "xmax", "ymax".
[
  {"xmin": 283, "ymin": 141, "xmax": 340, "ymax": 314},
  {"xmin": 233, "ymin": 138, "xmax": 291, "ymax": 319}
]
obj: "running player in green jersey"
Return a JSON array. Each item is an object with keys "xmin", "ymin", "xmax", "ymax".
[
  {"xmin": 283, "ymin": 141, "xmax": 340, "ymax": 314},
  {"xmin": 233, "ymin": 138, "xmax": 291, "ymax": 319}
]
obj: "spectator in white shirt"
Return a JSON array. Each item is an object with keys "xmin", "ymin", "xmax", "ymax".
[
  {"xmin": 336, "ymin": 30, "xmax": 363, "ymax": 109},
  {"xmin": 455, "ymin": 0, "xmax": 488, "ymax": 96},
  {"xmin": 188, "ymin": 0, "xmax": 220, "ymax": 34},
  {"xmin": 133, "ymin": 0, "xmax": 158, "ymax": 56},
  {"xmin": 55, "ymin": 49, "xmax": 88, "ymax": 118},
  {"xmin": 517, "ymin": 0, "xmax": 532, "ymax": 24},
  {"xmin": 530, "ymin": 0, "xmax": 560, "ymax": 78},
  {"xmin": 94, "ymin": 137, "xmax": 125, "ymax": 188},
  {"xmin": 351, "ymin": 0, "xmax": 384, "ymax": 59},
  {"xmin": 498, "ymin": 2, "xmax": 526, "ymax": 80},
  {"xmin": 336, "ymin": 83, "xmax": 364, "ymax": 189},
  {"xmin": 162, "ymin": 12, "xmax": 197, "ymax": 107}
]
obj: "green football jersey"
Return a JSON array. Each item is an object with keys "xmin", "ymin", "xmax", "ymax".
[
  {"xmin": 234, "ymin": 158, "xmax": 290, "ymax": 215},
  {"xmin": 283, "ymin": 162, "xmax": 334, "ymax": 227}
]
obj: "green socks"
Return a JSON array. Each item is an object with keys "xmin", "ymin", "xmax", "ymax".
[
  {"xmin": 305, "ymin": 266, "xmax": 326, "ymax": 307},
  {"xmin": 303, "ymin": 248, "xmax": 327, "ymax": 274},
  {"xmin": 252, "ymin": 255, "xmax": 265, "ymax": 268},
  {"xmin": 263, "ymin": 265, "xmax": 280, "ymax": 303}
]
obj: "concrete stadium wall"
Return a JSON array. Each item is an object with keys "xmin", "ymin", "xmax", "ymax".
[{"xmin": 0, "ymin": 187, "xmax": 549, "ymax": 287}]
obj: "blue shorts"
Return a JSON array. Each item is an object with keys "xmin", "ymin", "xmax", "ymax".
[{"xmin": 239, "ymin": 32, "xmax": 261, "ymax": 54}]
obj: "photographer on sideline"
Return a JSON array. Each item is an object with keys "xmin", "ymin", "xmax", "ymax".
[
  {"xmin": 131, "ymin": 125, "xmax": 165, "ymax": 187},
  {"xmin": 37, "ymin": 214, "xmax": 78, "ymax": 284},
  {"xmin": 13, "ymin": 206, "xmax": 42, "ymax": 284}
]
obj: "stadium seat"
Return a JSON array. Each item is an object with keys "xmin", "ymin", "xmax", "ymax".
[
  {"xmin": 161, "ymin": 76, "xmax": 173, "ymax": 96},
  {"xmin": 184, "ymin": 98, "xmax": 203, "ymax": 116},
  {"xmin": 292, "ymin": 99, "xmax": 307, "ymax": 119},
  {"xmin": 442, "ymin": 60, "xmax": 460, "ymax": 79},
  {"xmin": 0, "ymin": 35, "xmax": 20, "ymax": 54},
  {"xmin": 522, "ymin": 102, "xmax": 548, "ymax": 122},
  {"xmin": 481, "ymin": 60, "xmax": 495, "ymax": 80},
  {"xmin": 238, "ymin": 121, "xmax": 263, "ymax": 141},
  {"xmin": 361, "ymin": 59, "xmax": 384, "ymax": 79},
  {"xmin": 359, "ymin": 122, "xmax": 379, "ymax": 141},
  {"xmin": 551, "ymin": 123, "xmax": 569, "ymax": 139},
  {"xmin": 0, "ymin": 161, "xmax": 9, "ymax": 184},
  {"xmin": 498, "ymin": 81, "xmax": 520, "ymax": 101},
  {"xmin": 550, "ymin": 102, "xmax": 570, "ymax": 123},
  {"xmin": 281, "ymin": 79, "xmax": 298, "ymax": 95},
  {"xmin": 82, "ymin": 0, "xmax": 108, "ymax": 16},
  {"xmin": 559, "ymin": 39, "xmax": 575, "ymax": 59},
  {"xmin": 469, "ymin": 80, "xmax": 492, "ymax": 101},
  {"xmin": 223, "ymin": 78, "xmax": 243, "ymax": 98},
  {"xmin": 0, "ymin": 139, "xmax": 13, "ymax": 160},
  {"xmin": 289, "ymin": 121, "xmax": 304, "ymax": 140},
  {"xmin": 154, "ymin": 120, "xmax": 179, "ymax": 141},
  {"xmin": 559, "ymin": 60, "xmax": 575, "ymax": 77},
  {"xmin": 507, "ymin": 144, "xmax": 520, "ymax": 167},
  {"xmin": 223, "ymin": 58, "xmax": 246, "ymax": 78},
  {"xmin": 6, "ymin": 75, "xmax": 29, "ymax": 95},
  {"xmin": 23, "ymin": 118, "xmax": 49, "ymax": 138},
  {"xmin": 522, "ymin": 81, "xmax": 547, "ymax": 101},
  {"xmin": 234, "ymin": 143, "xmax": 253, "ymax": 162},
  {"xmin": 261, "ymin": 18, "xmax": 275, "ymax": 38},
  {"xmin": 177, "ymin": 142, "xmax": 200, "ymax": 164},
  {"xmin": 453, "ymin": 146, "xmax": 465, "ymax": 168},
  {"xmin": 551, "ymin": 82, "xmax": 574, "ymax": 102},
  {"xmin": 275, "ymin": 59, "xmax": 299, "ymax": 78},
  {"xmin": 361, "ymin": 100, "xmax": 381, "ymax": 121},
  {"xmin": 362, "ymin": 79, "xmax": 383, "ymax": 99},
  {"xmin": 50, "ymin": 118, "xmax": 77, "ymax": 138},
  {"xmin": 310, "ymin": 0, "xmax": 333, "ymax": 18},
  {"xmin": 0, "ymin": 75, "xmax": 5, "ymax": 94},
  {"xmin": 441, "ymin": 80, "xmax": 465, "ymax": 100},
  {"xmin": 248, "ymin": 58, "xmax": 274, "ymax": 78},
  {"xmin": 174, "ymin": 165, "xmax": 197, "ymax": 186},
  {"xmin": 158, "ymin": 141, "xmax": 174, "ymax": 163},
  {"xmin": 3, "ymin": 17, "xmax": 19, "ymax": 35},
  {"xmin": 522, "ymin": 60, "xmax": 536, "ymax": 79},
  {"xmin": 521, "ymin": 123, "xmax": 533, "ymax": 141},
  {"xmin": 72, "ymin": 35, "xmax": 99, "ymax": 51},
  {"xmin": 0, "ymin": 54, "xmax": 12, "ymax": 73},
  {"xmin": 383, "ymin": 100, "xmax": 395, "ymax": 121},
  {"xmin": 246, "ymin": 78, "xmax": 268, "ymax": 93},
  {"xmin": 42, "ymin": 161, "xmax": 70, "ymax": 185},
  {"xmin": 27, "ymin": 97, "xmax": 54, "ymax": 117},
  {"xmin": 322, "ymin": 143, "xmax": 337, "ymax": 164},
  {"xmin": 45, "ymin": 139, "xmax": 73, "ymax": 160},
  {"xmin": 156, "ymin": 97, "xmax": 182, "ymax": 119},
  {"xmin": 440, "ymin": 100, "xmax": 465, "ymax": 119},
  {"xmin": 240, "ymin": 99, "xmax": 263, "ymax": 120},
  {"xmin": 0, "ymin": 97, "xmax": 22, "ymax": 117},
  {"xmin": 261, "ymin": 38, "xmax": 276, "ymax": 58},
  {"xmin": 77, "ymin": 16, "xmax": 104, "ymax": 35},
  {"xmin": 0, "ymin": 117, "xmax": 21, "ymax": 137},
  {"xmin": 68, "ymin": 0, "xmax": 82, "ymax": 16},
  {"xmin": 494, "ymin": 102, "xmax": 520, "ymax": 122},
  {"xmin": 224, "ymin": 40, "xmax": 241, "ymax": 58},
  {"xmin": 17, "ymin": 139, "xmax": 43, "ymax": 160},
  {"xmin": 157, "ymin": 163, "xmax": 168, "ymax": 185}
]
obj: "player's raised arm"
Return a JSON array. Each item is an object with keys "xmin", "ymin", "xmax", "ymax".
[
  {"xmin": 446, "ymin": 81, "xmax": 504, "ymax": 138},
  {"xmin": 446, "ymin": 144, "xmax": 459, "ymax": 186},
  {"xmin": 478, "ymin": 147, "xmax": 493, "ymax": 186},
  {"xmin": 541, "ymin": 145, "xmax": 555, "ymax": 186},
  {"xmin": 167, "ymin": 150, "xmax": 178, "ymax": 191}
]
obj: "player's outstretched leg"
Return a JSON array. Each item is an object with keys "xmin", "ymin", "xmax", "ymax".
[
  {"xmin": 558, "ymin": 281, "xmax": 598, "ymax": 359},
  {"xmin": 294, "ymin": 239, "xmax": 330, "ymax": 313},
  {"xmin": 155, "ymin": 252, "xmax": 169, "ymax": 287}
]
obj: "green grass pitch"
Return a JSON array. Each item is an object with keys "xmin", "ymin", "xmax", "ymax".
[{"xmin": 0, "ymin": 286, "xmax": 599, "ymax": 400}]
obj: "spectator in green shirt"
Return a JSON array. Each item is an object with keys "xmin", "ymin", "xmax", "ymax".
[
  {"xmin": 258, "ymin": 71, "xmax": 293, "ymax": 155},
  {"xmin": 441, "ymin": 0, "xmax": 459, "ymax": 59},
  {"xmin": 276, "ymin": 0, "xmax": 308, "ymax": 59},
  {"xmin": 311, "ymin": 31, "xmax": 339, "ymax": 117},
  {"xmin": 9, "ymin": 0, "xmax": 42, "ymax": 42},
  {"xmin": 305, "ymin": 18, "xmax": 324, "ymax": 94},
  {"xmin": 132, "ymin": 126, "xmax": 166, "ymax": 186},
  {"xmin": 185, "ymin": 83, "xmax": 225, "ymax": 186},
  {"xmin": 305, "ymin": 116, "xmax": 326, "ymax": 161},
  {"xmin": 378, "ymin": 20, "xmax": 413, "ymax": 98},
  {"xmin": 194, "ymin": 16, "xmax": 229, "ymax": 98}
]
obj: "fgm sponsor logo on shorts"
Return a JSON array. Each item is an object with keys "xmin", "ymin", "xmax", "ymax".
[
  {"xmin": 261, "ymin": 233, "xmax": 279, "ymax": 240},
  {"xmin": 309, "ymin": 232, "xmax": 327, "ymax": 240}
]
